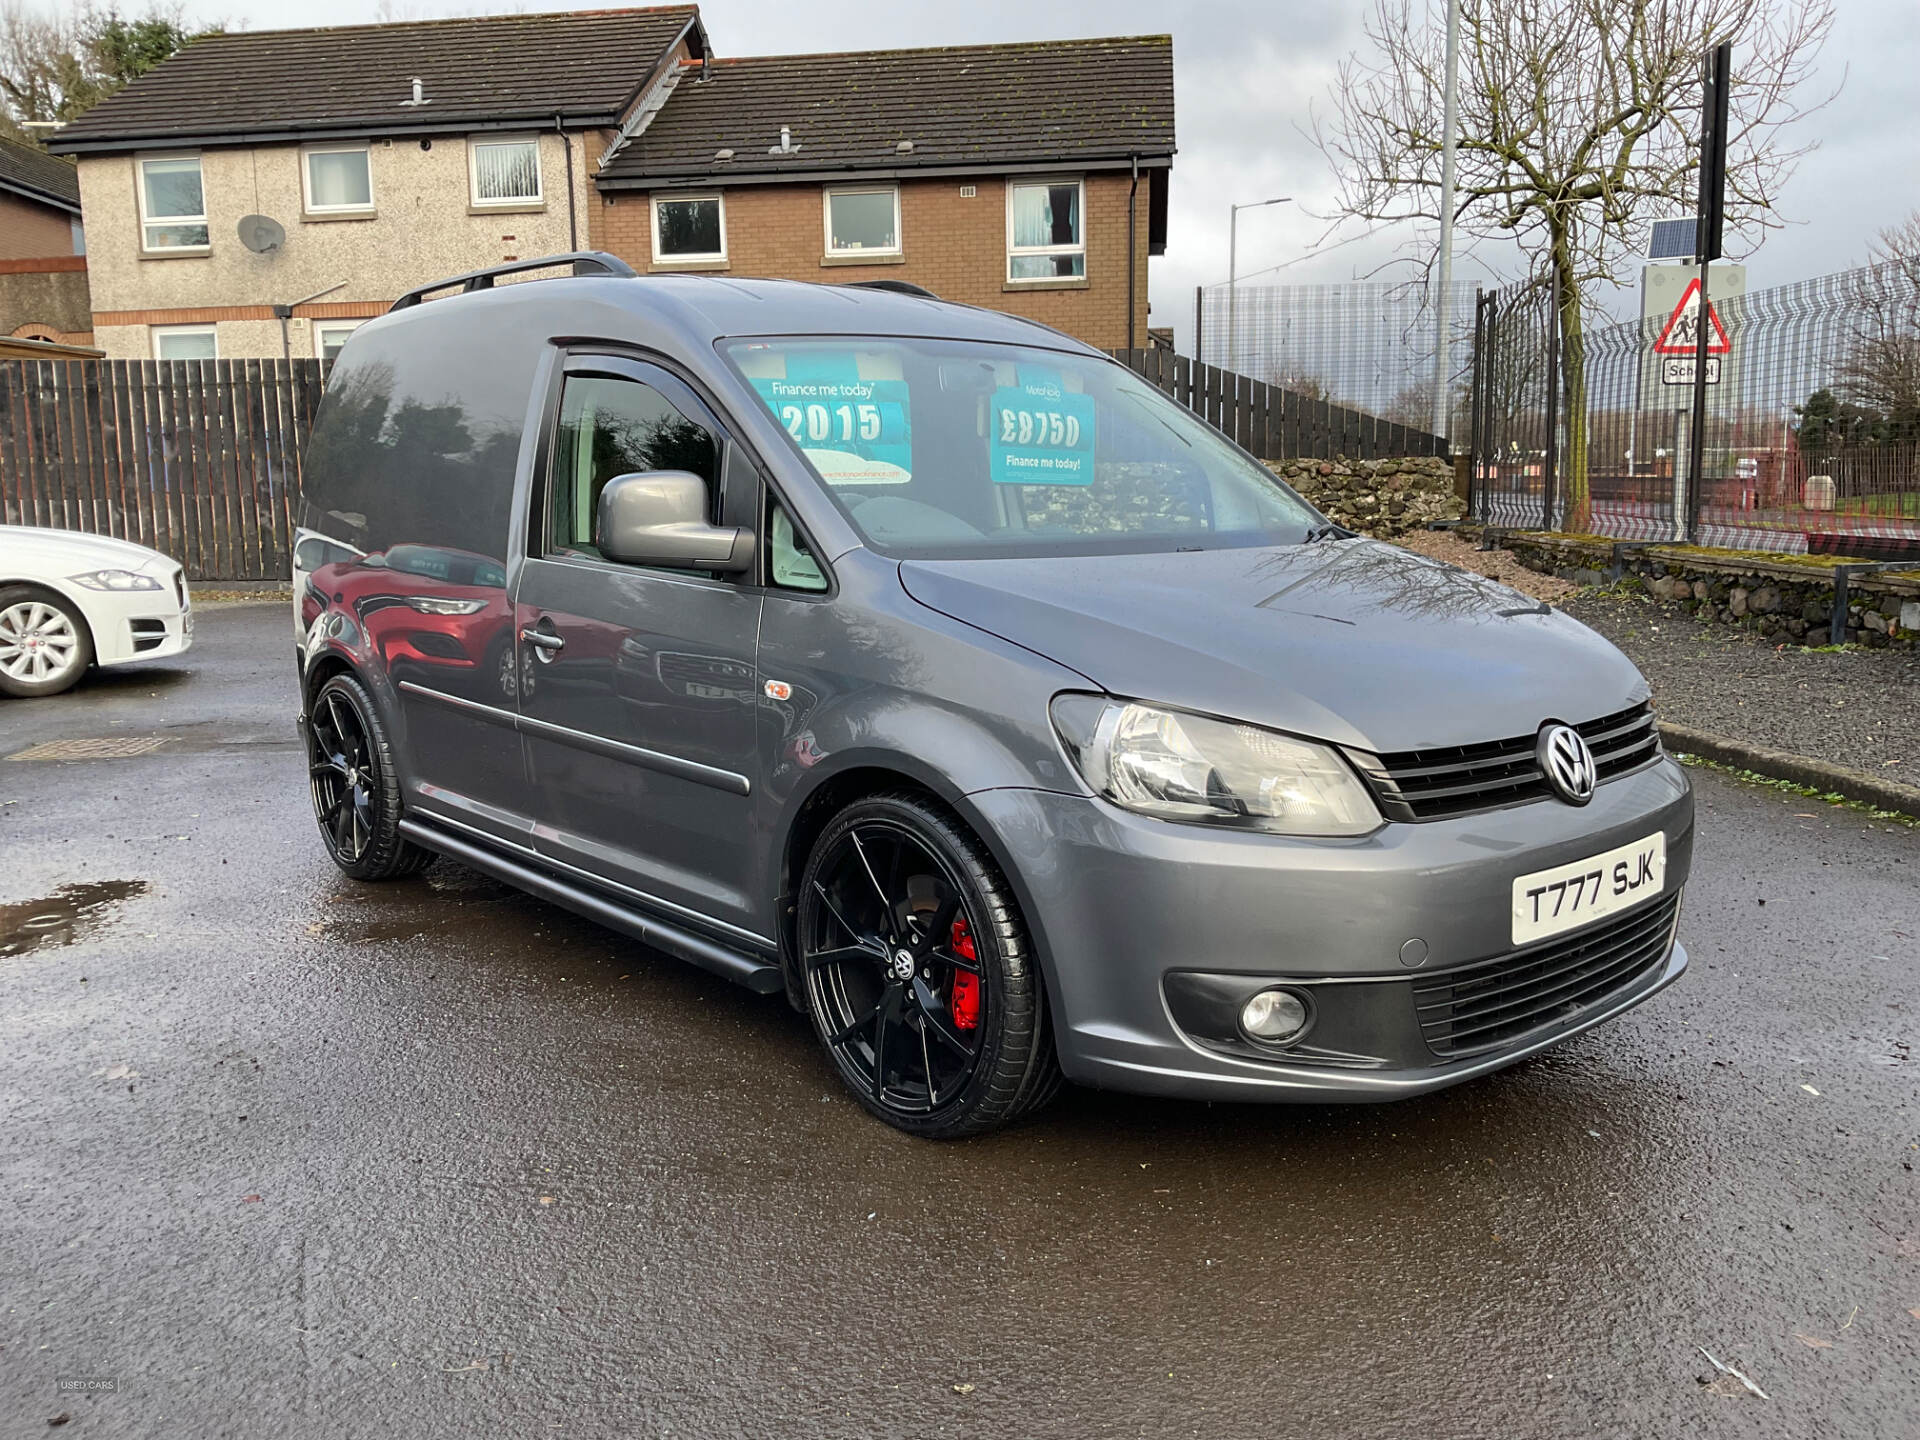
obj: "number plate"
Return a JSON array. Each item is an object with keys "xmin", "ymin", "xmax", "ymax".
[{"xmin": 1511, "ymin": 833, "xmax": 1665, "ymax": 946}]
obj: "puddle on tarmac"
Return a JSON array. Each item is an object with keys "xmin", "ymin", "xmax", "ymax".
[{"xmin": 0, "ymin": 880, "xmax": 150, "ymax": 958}]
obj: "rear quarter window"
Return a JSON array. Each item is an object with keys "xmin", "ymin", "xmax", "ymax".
[{"xmin": 297, "ymin": 307, "xmax": 535, "ymax": 565}]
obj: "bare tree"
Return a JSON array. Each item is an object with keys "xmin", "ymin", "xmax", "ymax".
[
  {"xmin": 0, "ymin": 1, "xmax": 82, "ymax": 134},
  {"xmin": 0, "ymin": 1, "xmax": 209, "ymax": 138},
  {"xmin": 1316, "ymin": 0, "xmax": 1835, "ymax": 527},
  {"xmin": 1836, "ymin": 213, "xmax": 1920, "ymax": 439}
]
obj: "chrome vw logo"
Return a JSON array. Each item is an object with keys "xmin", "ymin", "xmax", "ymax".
[{"xmin": 1538, "ymin": 723, "xmax": 1597, "ymax": 805}]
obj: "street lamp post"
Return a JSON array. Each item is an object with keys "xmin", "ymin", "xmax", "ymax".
[{"xmin": 1227, "ymin": 195, "xmax": 1291, "ymax": 373}]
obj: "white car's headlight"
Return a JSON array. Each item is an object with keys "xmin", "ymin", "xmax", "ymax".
[
  {"xmin": 1051, "ymin": 696, "xmax": 1382, "ymax": 836},
  {"xmin": 70, "ymin": 569, "xmax": 162, "ymax": 592},
  {"xmin": 404, "ymin": 596, "xmax": 487, "ymax": 616}
]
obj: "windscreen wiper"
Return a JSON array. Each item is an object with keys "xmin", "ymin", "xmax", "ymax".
[{"xmin": 1303, "ymin": 522, "xmax": 1355, "ymax": 545}]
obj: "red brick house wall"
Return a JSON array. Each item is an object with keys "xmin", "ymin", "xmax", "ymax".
[
  {"xmin": 0, "ymin": 191, "xmax": 75, "ymax": 260},
  {"xmin": 593, "ymin": 171, "xmax": 1152, "ymax": 351}
]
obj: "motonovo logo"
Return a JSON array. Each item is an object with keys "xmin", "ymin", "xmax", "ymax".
[{"xmin": 1538, "ymin": 723, "xmax": 1597, "ymax": 805}]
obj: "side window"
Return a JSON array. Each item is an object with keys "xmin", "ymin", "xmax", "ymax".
[
  {"xmin": 768, "ymin": 500, "xmax": 828, "ymax": 592},
  {"xmin": 547, "ymin": 374, "xmax": 721, "ymax": 558}
]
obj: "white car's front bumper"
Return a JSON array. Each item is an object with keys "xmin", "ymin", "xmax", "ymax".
[{"xmin": 84, "ymin": 565, "xmax": 192, "ymax": 667}]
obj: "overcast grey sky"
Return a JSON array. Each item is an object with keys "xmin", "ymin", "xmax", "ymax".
[{"xmin": 178, "ymin": 0, "xmax": 1918, "ymax": 348}]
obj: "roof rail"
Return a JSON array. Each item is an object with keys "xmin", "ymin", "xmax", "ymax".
[
  {"xmin": 389, "ymin": 251, "xmax": 637, "ymax": 312},
  {"xmin": 841, "ymin": 279, "xmax": 939, "ymax": 299}
]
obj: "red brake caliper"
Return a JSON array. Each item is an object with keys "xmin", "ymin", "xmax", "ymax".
[{"xmin": 948, "ymin": 918, "xmax": 981, "ymax": 1030}]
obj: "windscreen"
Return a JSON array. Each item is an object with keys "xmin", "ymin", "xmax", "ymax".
[{"xmin": 723, "ymin": 338, "xmax": 1321, "ymax": 559}]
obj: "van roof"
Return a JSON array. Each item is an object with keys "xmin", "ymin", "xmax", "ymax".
[{"xmin": 374, "ymin": 270, "xmax": 1100, "ymax": 356}]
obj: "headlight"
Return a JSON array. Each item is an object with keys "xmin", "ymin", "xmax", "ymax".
[
  {"xmin": 1050, "ymin": 695, "xmax": 1381, "ymax": 836},
  {"xmin": 403, "ymin": 596, "xmax": 487, "ymax": 616},
  {"xmin": 70, "ymin": 569, "xmax": 162, "ymax": 592}
]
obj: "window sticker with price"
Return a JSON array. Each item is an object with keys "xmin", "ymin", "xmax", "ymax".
[
  {"xmin": 749, "ymin": 349, "xmax": 913, "ymax": 486},
  {"xmin": 991, "ymin": 365, "xmax": 1095, "ymax": 486}
]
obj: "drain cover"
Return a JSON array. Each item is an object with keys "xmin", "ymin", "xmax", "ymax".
[{"xmin": 7, "ymin": 736, "xmax": 171, "ymax": 762}]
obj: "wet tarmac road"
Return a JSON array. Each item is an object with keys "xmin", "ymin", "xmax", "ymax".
[{"xmin": 2, "ymin": 602, "xmax": 1916, "ymax": 1439}]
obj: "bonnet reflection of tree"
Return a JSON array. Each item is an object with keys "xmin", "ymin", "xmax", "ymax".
[{"xmin": 1252, "ymin": 540, "xmax": 1546, "ymax": 622}]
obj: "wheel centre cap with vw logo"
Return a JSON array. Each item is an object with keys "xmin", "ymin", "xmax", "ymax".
[{"xmin": 1537, "ymin": 723, "xmax": 1597, "ymax": 805}]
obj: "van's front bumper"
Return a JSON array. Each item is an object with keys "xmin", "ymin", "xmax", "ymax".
[{"xmin": 968, "ymin": 757, "xmax": 1694, "ymax": 1102}]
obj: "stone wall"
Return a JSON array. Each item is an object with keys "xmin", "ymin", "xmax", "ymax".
[
  {"xmin": 1266, "ymin": 455, "xmax": 1462, "ymax": 539},
  {"xmin": 1502, "ymin": 533, "xmax": 1920, "ymax": 649}
]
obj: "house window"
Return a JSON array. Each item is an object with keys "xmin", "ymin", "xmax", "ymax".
[
  {"xmin": 651, "ymin": 193, "xmax": 725, "ymax": 263},
  {"xmin": 470, "ymin": 138, "xmax": 542, "ymax": 206},
  {"xmin": 823, "ymin": 186, "xmax": 900, "ymax": 257},
  {"xmin": 1007, "ymin": 179, "xmax": 1085, "ymax": 281},
  {"xmin": 303, "ymin": 144, "xmax": 373, "ymax": 214},
  {"xmin": 137, "ymin": 155, "xmax": 208, "ymax": 251},
  {"xmin": 314, "ymin": 321, "xmax": 362, "ymax": 362},
  {"xmin": 153, "ymin": 325, "xmax": 217, "ymax": 361}
]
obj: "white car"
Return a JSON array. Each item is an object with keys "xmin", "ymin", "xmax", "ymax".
[{"xmin": 0, "ymin": 525, "xmax": 192, "ymax": 697}]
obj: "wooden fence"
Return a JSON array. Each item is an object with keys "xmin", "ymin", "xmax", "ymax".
[
  {"xmin": 0, "ymin": 357, "xmax": 327, "ymax": 582},
  {"xmin": 1110, "ymin": 348, "xmax": 1448, "ymax": 462}
]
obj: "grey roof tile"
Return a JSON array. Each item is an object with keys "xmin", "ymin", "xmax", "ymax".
[
  {"xmin": 50, "ymin": 6, "xmax": 699, "ymax": 149},
  {"xmin": 0, "ymin": 133, "xmax": 81, "ymax": 207},
  {"xmin": 600, "ymin": 34, "xmax": 1174, "ymax": 184}
]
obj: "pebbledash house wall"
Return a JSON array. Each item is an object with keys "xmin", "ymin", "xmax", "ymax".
[
  {"xmin": 589, "ymin": 170, "xmax": 1153, "ymax": 350},
  {"xmin": 76, "ymin": 130, "xmax": 598, "ymax": 360}
]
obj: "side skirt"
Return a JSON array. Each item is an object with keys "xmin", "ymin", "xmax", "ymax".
[{"xmin": 397, "ymin": 815, "xmax": 785, "ymax": 996}]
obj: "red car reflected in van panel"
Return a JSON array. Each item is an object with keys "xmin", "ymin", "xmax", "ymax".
[{"xmin": 307, "ymin": 545, "xmax": 515, "ymax": 701}]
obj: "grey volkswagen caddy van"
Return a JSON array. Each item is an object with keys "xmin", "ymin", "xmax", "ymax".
[{"xmin": 295, "ymin": 253, "xmax": 1692, "ymax": 1137}]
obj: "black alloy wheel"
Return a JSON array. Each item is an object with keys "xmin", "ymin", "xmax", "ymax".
[
  {"xmin": 305, "ymin": 672, "xmax": 433, "ymax": 881},
  {"xmin": 798, "ymin": 793, "xmax": 1059, "ymax": 1138}
]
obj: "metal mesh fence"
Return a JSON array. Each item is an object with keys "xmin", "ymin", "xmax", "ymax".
[
  {"xmin": 1198, "ymin": 280, "xmax": 1480, "ymax": 431},
  {"xmin": 1469, "ymin": 261, "xmax": 1920, "ymax": 559}
]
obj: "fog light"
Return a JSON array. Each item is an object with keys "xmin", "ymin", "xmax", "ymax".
[{"xmin": 1239, "ymin": 988, "xmax": 1309, "ymax": 1044}]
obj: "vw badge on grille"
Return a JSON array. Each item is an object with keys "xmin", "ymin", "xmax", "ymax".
[{"xmin": 1538, "ymin": 723, "xmax": 1597, "ymax": 805}]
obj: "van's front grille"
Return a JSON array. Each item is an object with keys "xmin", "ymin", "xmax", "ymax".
[
  {"xmin": 1412, "ymin": 893, "xmax": 1681, "ymax": 1058},
  {"xmin": 1347, "ymin": 701, "xmax": 1661, "ymax": 822}
]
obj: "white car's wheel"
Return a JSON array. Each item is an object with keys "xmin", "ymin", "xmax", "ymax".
[{"xmin": 0, "ymin": 586, "xmax": 94, "ymax": 698}]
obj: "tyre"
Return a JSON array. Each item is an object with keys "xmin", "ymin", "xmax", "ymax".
[
  {"xmin": 306, "ymin": 671, "xmax": 434, "ymax": 881},
  {"xmin": 0, "ymin": 585, "xmax": 94, "ymax": 698},
  {"xmin": 797, "ymin": 792, "xmax": 1061, "ymax": 1138}
]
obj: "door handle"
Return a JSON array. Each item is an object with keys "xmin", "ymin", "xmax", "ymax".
[{"xmin": 520, "ymin": 627, "xmax": 565, "ymax": 653}]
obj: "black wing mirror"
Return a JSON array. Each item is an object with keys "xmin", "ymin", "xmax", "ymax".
[{"xmin": 595, "ymin": 472, "xmax": 754, "ymax": 572}]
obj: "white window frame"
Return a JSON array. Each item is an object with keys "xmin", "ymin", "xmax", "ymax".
[
  {"xmin": 152, "ymin": 324, "xmax": 218, "ymax": 361},
  {"xmin": 313, "ymin": 320, "xmax": 363, "ymax": 361},
  {"xmin": 650, "ymin": 191, "xmax": 727, "ymax": 264},
  {"xmin": 1005, "ymin": 177, "xmax": 1086, "ymax": 284},
  {"xmin": 468, "ymin": 135, "xmax": 544, "ymax": 208},
  {"xmin": 822, "ymin": 185, "xmax": 902, "ymax": 258},
  {"xmin": 302, "ymin": 142, "xmax": 374, "ymax": 215},
  {"xmin": 136, "ymin": 153, "xmax": 209, "ymax": 254}
]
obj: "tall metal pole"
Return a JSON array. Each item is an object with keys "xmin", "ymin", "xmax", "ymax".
[
  {"xmin": 1542, "ymin": 297, "xmax": 1560, "ymax": 530},
  {"xmin": 1431, "ymin": 0, "xmax": 1462, "ymax": 441},
  {"xmin": 1687, "ymin": 40, "xmax": 1732, "ymax": 543},
  {"xmin": 1227, "ymin": 207, "xmax": 1239, "ymax": 371},
  {"xmin": 1225, "ymin": 196, "xmax": 1292, "ymax": 374}
]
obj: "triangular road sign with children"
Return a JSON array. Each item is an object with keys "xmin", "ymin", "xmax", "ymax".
[{"xmin": 1652, "ymin": 277, "xmax": 1731, "ymax": 355}]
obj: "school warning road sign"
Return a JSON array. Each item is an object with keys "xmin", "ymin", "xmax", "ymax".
[{"xmin": 1652, "ymin": 277, "xmax": 1732, "ymax": 356}]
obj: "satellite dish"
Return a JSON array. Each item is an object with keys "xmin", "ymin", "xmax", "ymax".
[{"xmin": 237, "ymin": 214, "xmax": 286, "ymax": 254}]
